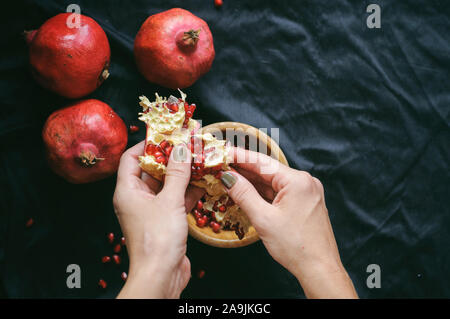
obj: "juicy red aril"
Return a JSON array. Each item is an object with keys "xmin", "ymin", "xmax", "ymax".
[
  {"xmin": 213, "ymin": 201, "xmax": 219, "ymax": 211},
  {"xmin": 112, "ymin": 254, "xmax": 121, "ymax": 265},
  {"xmin": 121, "ymin": 272, "xmax": 128, "ymax": 281},
  {"xmin": 155, "ymin": 156, "xmax": 166, "ymax": 164},
  {"xmin": 226, "ymin": 198, "xmax": 235, "ymax": 207},
  {"xmin": 101, "ymin": 256, "xmax": 111, "ymax": 263},
  {"xmin": 153, "ymin": 151, "xmax": 163, "ymax": 158},
  {"xmin": 198, "ymin": 270, "xmax": 205, "ymax": 279},
  {"xmin": 25, "ymin": 218, "xmax": 34, "ymax": 228},
  {"xmin": 98, "ymin": 279, "xmax": 107, "ymax": 289},
  {"xmin": 145, "ymin": 144, "xmax": 158, "ymax": 155},
  {"xmin": 107, "ymin": 232, "xmax": 114, "ymax": 244},
  {"xmin": 163, "ymin": 146, "xmax": 173, "ymax": 156},
  {"xmin": 113, "ymin": 244, "xmax": 121, "ymax": 253},
  {"xmin": 196, "ymin": 216, "xmax": 207, "ymax": 227},
  {"xmin": 219, "ymin": 205, "xmax": 226, "ymax": 212},
  {"xmin": 120, "ymin": 237, "xmax": 126, "ymax": 246},
  {"xmin": 215, "ymin": 0, "xmax": 223, "ymax": 8},
  {"xmin": 210, "ymin": 221, "xmax": 221, "ymax": 233},
  {"xmin": 129, "ymin": 125, "xmax": 139, "ymax": 133},
  {"xmin": 159, "ymin": 140, "xmax": 169, "ymax": 149},
  {"xmin": 196, "ymin": 200, "xmax": 203, "ymax": 210}
]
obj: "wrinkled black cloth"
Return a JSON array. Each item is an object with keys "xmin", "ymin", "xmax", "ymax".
[{"xmin": 0, "ymin": 0, "xmax": 449, "ymax": 298}]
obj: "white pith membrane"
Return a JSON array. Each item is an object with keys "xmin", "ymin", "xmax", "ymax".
[{"xmin": 138, "ymin": 90, "xmax": 250, "ymax": 238}]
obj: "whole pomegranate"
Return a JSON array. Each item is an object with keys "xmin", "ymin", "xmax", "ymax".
[
  {"xmin": 26, "ymin": 13, "xmax": 111, "ymax": 98},
  {"xmin": 42, "ymin": 100, "xmax": 128, "ymax": 184},
  {"xmin": 134, "ymin": 8, "xmax": 215, "ymax": 89}
]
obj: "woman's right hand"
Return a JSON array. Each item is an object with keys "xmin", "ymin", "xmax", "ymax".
[{"xmin": 219, "ymin": 147, "xmax": 358, "ymax": 299}]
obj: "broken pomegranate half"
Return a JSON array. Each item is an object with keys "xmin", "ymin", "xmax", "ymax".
[{"xmin": 137, "ymin": 90, "xmax": 250, "ymax": 239}]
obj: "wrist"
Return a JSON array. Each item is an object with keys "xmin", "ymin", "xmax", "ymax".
[
  {"xmin": 292, "ymin": 260, "xmax": 358, "ymax": 299},
  {"xmin": 117, "ymin": 259, "xmax": 171, "ymax": 299}
]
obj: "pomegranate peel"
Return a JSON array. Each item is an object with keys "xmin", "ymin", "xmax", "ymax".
[
  {"xmin": 134, "ymin": 8, "xmax": 215, "ymax": 89},
  {"xmin": 27, "ymin": 13, "xmax": 110, "ymax": 98},
  {"xmin": 42, "ymin": 99, "xmax": 128, "ymax": 184}
]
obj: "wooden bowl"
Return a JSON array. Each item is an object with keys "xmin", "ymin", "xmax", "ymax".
[{"xmin": 187, "ymin": 121, "xmax": 289, "ymax": 248}]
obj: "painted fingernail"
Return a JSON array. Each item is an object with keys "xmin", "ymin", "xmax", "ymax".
[
  {"xmin": 220, "ymin": 171, "xmax": 236, "ymax": 189},
  {"xmin": 173, "ymin": 144, "xmax": 187, "ymax": 162}
]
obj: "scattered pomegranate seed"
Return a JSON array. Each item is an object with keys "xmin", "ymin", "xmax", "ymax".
[
  {"xmin": 107, "ymin": 232, "xmax": 114, "ymax": 244},
  {"xmin": 112, "ymin": 254, "xmax": 121, "ymax": 265},
  {"xmin": 120, "ymin": 237, "xmax": 126, "ymax": 246},
  {"xmin": 129, "ymin": 125, "xmax": 139, "ymax": 133},
  {"xmin": 198, "ymin": 270, "xmax": 205, "ymax": 279},
  {"xmin": 196, "ymin": 200, "xmax": 203, "ymax": 211},
  {"xmin": 219, "ymin": 205, "xmax": 226, "ymax": 213},
  {"xmin": 121, "ymin": 272, "xmax": 128, "ymax": 281},
  {"xmin": 113, "ymin": 244, "xmax": 121, "ymax": 253},
  {"xmin": 215, "ymin": 0, "xmax": 223, "ymax": 7},
  {"xmin": 101, "ymin": 256, "xmax": 111, "ymax": 263},
  {"xmin": 25, "ymin": 218, "xmax": 34, "ymax": 228},
  {"xmin": 98, "ymin": 279, "xmax": 107, "ymax": 289}
]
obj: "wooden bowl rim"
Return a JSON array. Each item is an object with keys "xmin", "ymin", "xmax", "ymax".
[{"xmin": 187, "ymin": 121, "xmax": 289, "ymax": 248}]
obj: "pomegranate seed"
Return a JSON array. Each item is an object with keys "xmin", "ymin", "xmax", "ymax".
[
  {"xmin": 210, "ymin": 221, "xmax": 221, "ymax": 233},
  {"xmin": 98, "ymin": 279, "xmax": 107, "ymax": 289},
  {"xmin": 129, "ymin": 125, "xmax": 139, "ymax": 133},
  {"xmin": 214, "ymin": 0, "xmax": 223, "ymax": 8},
  {"xmin": 113, "ymin": 244, "xmax": 121, "ymax": 253},
  {"xmin": 25, "ymin": 218, "xmax": 34, "ymax": 228},
  {"xmin": 145, "ymin": 144, "xmax": 157, "ymax": 155},
  {"xmin": 159, "ymin": 140, "xmax": 169, "ymax": 149},
  {"xmin": 196, "ymin": 217, "xmax": 207, "ymax": 227},
  {"xmin": 121, "ymin": 272, "xmax": 128, "ymax": 281},
  {"xmin": 194, "ymin": 211, "xmax": 202, "ymax": 220},
  {"xmin": 198, "ymin": 270, "xmax": 205, "ymax": 279},
  {"xmin": 153, "ymin": 151, "xmax": 163, "ymax": 158},
  {"xmin": 155, "ymin": 156, "xmax": 166, "ymax": 163},
  {"xmin": 107, "ymin": 232, "xmax": 114, "ymax": 244},
  {"xmin": 214, "ymin": 171, "xmax": 223, "ymax": 179},
  {"xmin": 196, "ymin": 200, "xmax": 203, "ymax": 211},
  {"xmin": 112, "ymin": 254, "xmax": 121, "ymax": 265},
  {"xmin": 163, "ymin": 146, "xmax": 173, "ymax": 156},
  {"xmin": 120, "ymin": 237, "xmax": 126, "ymax": 246},
  {"xmin": 226, "ymin": 198, "xmax": 235, "ymax": 207},
  {"xmin": 219, "ymin": 205, "xmax": 226, "ymax": 213},
  {"xmin": 210, "ymin": 211, "xmax": 216, "ymax": 220},
  {"xmin": 213, "ymin": 201, "xmax": 219, "ymax": 211},
  {"xmin": 101, "ymin": 256, "xmax": 111, "ymax": 263}
]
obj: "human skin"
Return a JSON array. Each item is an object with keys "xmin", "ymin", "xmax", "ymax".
[{"xmin": 113, "ymin": 141, "xmax": 357, "ymax": 298}]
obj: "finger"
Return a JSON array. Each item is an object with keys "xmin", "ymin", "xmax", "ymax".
[
  {"xmin": 220, "ymin": 170, "xmax": 272, "ymax": 224},
  {"xmin": 141, "ymin": 171, "xmax": 162, "ymax": 193},
  {"xmin": 117, "ymin": 140, "xmax": 146, "ymax": 183},
  {"xmin": 235, "ymin": 167, "xmax": 276, "ymax": 201},
  {"xmin": 229, "ymin": 147, "xmax": 291, "ymax": 192},
  {"xmin": 185, "ymin": 185, "xmax": 205, "ymax": 212},
  {"xmin": 159, "ymin": 143, "xmax": 192, "ymax": 202}
]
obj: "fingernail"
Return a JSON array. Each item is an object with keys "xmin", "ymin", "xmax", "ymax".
[
  {"xmin": 173, "ymin": 144, "xmax": 187, "ymax": 162},
  {"xmin": 220, "ymin": 171, "xmax": 236, "ymax": 189}
]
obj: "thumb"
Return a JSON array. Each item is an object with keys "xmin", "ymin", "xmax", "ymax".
[
  {"xmin": 220, "ymin": 171, "xmax": 272, "ymax": 225},
  {"xmin": 159, "ymin": 143, "xmax": 191, "ymax": 202}
]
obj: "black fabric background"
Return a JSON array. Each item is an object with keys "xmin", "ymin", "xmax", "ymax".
[{"xmin": 0, "ymin": 0, "xmax": 449, "ymax": 298}]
